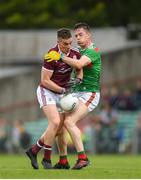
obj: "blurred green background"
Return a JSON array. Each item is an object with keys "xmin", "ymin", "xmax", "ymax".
[{"xmin": 0, "ymin": 0, "xmax": 141, "ymax": 29}]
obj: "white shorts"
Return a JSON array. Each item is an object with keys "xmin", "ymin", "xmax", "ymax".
[
  {"xmin": 37, "ymin": 86, "xmax": 64, "ymax": 112},
  {"xmin": 37, "ymin": 86, "xmax": 100, "ymax": 112},
  {"xmin": 72, "ymin": 92, "xmax": 100, "ymax": 112}
]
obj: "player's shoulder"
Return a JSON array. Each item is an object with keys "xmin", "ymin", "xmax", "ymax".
[
  {"xmin": 93, "ymin": 44, "xmax": 100, "ymax": 53},
  {"xmin": 47, "ymin": 44, "xmax": 59, "ymax": 53},
  {"xmin": 87, "ymin": 44, "xmax": 100, "ymax": 54},
  {"xmin": 70, "ymin": 47, "xmax": 79, "ymax": 53},
  {"xmin": 93, "ymin": 47, "xmax": 100, "ymax": 53},
  {"xmin": 44, "ymin": 44, "xmax": 59, "ymax": 59},
  {"xmin": 70, "ymin": 47, "xmax": 81, "ymax": 58}
]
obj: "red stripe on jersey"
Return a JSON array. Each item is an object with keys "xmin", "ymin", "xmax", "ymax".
[
  {"xmin": 94, "ymin": 47, "xmax": 99, "ymax": 52},
  {"xmin": 40, "ymin": 86, "xmax": 46, "ymax": 106},
  {"xmin": 86, "ymin": 62, "xmax": 92, "ymax": 68},
  {"xmin": 85, "ymin": 92, "xmax": 96, "ymax": 107}
]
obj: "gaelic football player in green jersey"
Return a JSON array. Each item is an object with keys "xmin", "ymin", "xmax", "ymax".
[{"xmin": 45, "ymin": 23, "xmax": 101, "ymax": 170}]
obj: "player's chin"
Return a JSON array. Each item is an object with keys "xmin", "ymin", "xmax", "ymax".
[
  {"xmin": 62, "ymin": 48, "xmax": 69, "ymax": 54},
  {"xmin": 77, "ymin": 41, "xmax": 84, "ymax": 46}
]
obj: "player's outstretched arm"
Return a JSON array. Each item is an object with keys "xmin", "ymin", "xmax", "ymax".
[
  {"xmin": 62, "ymin": 55, "xmax": 91, "ymax": 69},
  {"xmin": 44, "ymin": 50, "xmax": 91, "ymax": 69}
]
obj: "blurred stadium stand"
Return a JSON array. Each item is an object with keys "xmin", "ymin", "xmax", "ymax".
[
  {"xmin": 0, "ymin": 27, "xmax": 141, "ymax": 64},
  {"xmin": 21, "ymin": 111, "xmax": 140, "ymax": 154},
  {"xmin": 126, "ymin": 24, "xmax": 141, "ymax": 40},
  {"xmin": 117, "ymin": 111, "xmax": 140, "ymax": 152},
  {"xmin": 24, "ymin": 119, "xmax": 48, "ymax": 144}
]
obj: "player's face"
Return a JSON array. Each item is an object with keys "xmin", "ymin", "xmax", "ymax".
[
  {"xmin": 74, "ymin": 28, "xmax": 91, "ymax": 48},
  {"xmin": 58, "ymin": 37, "xmax": 72, "ymax": 54}
]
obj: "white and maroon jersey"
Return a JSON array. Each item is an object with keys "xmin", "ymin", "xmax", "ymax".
[{"xmin": 42, "ymin": 45, "xmax": 81, "ymax": 88}]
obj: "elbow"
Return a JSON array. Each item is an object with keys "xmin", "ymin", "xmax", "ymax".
[
  {"xmin": 41, "ymin": 79, "xmax": 49, "ymax": 87},
  {"xmin": 75, "ymin": 62, "xmax": 82, "ymax": 70}
]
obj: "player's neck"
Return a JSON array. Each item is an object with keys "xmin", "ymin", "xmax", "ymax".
[{"xmin": 81, "ymin": 41, "xmax": 93, "ymax": 50}]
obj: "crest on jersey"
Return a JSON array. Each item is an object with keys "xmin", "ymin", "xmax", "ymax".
[{"xmin": 73, "ymin": 55, "xmax": 77, "ymax": 59}]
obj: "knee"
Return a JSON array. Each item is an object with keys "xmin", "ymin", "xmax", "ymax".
[
  {"xmin": 64, "ymin": 119, "xmax": 73, "ymax": 129},
  {"xmin": 56, "ymin": 127, "xmax": 65, "ymax": 136},
  {"xmin": 56, "ymin": 128, "xmax": 62, "ymax": 136}
]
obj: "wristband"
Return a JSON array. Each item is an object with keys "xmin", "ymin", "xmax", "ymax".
[
  {"xmin": 60, "ymin": 53, "xmax": 65, "ymax": 59},
  {"xmin": 76, "ymin": 78, "xmax": 83, "ymax": 84},
  {"xmin": 61, "ymin": 88, "xmax": 66, "ymax": 94}
]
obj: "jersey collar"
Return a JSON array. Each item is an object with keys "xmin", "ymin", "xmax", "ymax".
[{"xmin": 78, "ymin": 42, "xmax": 94, "ymax": 51}]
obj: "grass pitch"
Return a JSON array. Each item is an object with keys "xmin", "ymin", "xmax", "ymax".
[{"xmin": 0, "ymin": 154, "xmax": 141, "ymax": 179}]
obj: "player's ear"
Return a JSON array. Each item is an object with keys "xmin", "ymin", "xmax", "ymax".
[
  {"xmin": 87, "ymin": 31, "xmax": 91, "ymax": 38},
  {"xmin": 57, "ymin": 37, "xmax": 62, "ymax": 44}
]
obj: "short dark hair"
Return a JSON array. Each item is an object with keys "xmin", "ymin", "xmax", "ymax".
[
  {"xmin": 57, "ymin": 28, "xmax": 72, "ymax": 39},
  {"xmin": 74, "ymin": 22, "xmax": 90, "ymax": 32}
]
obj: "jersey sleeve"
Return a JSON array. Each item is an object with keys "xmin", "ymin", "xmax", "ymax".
[
  {"xmin": 84, "ymin": 48, "xmax": 100, "ymax": 63},
  {"xmin": 42, "ymin": 60, "xmax": 54, "ymax": 71},
  {"xmin": 74, "ymin": 49, "xmax": 81, "ymax": 59},
  {"xmin": 70, "ymin": 48, "xmax": 81, "ymax": 60},
  {"xmin": 42, "ymin": 52, "xmax": 54, "ymax": 71},
  {"xmin": 77, "ymin": 52, "xmax": 81, "ymax": 59}
]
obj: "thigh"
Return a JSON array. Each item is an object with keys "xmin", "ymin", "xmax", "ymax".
[
  {"xmin": 64, "ymin": 91, "xmax": 100, "ymax": 124},
  {"xmin": 42, "ymin": 105, "xmax": 60, "ymax": 124},
  {"xmin": 65, "ymin": 100, "xmax": 88, "ymax": 124}
]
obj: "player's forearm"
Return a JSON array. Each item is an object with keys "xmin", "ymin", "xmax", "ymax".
[
  {"xmin": 41, "ymin": 79, "xmax": 63, "ymax": 93},
  {"xmin": 76, "ymin": 68, "xmax": 83, "ymax": 80},
  {"xmin": 63, "ymin": 56, "xmax": 82, "ymax": 69}
]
